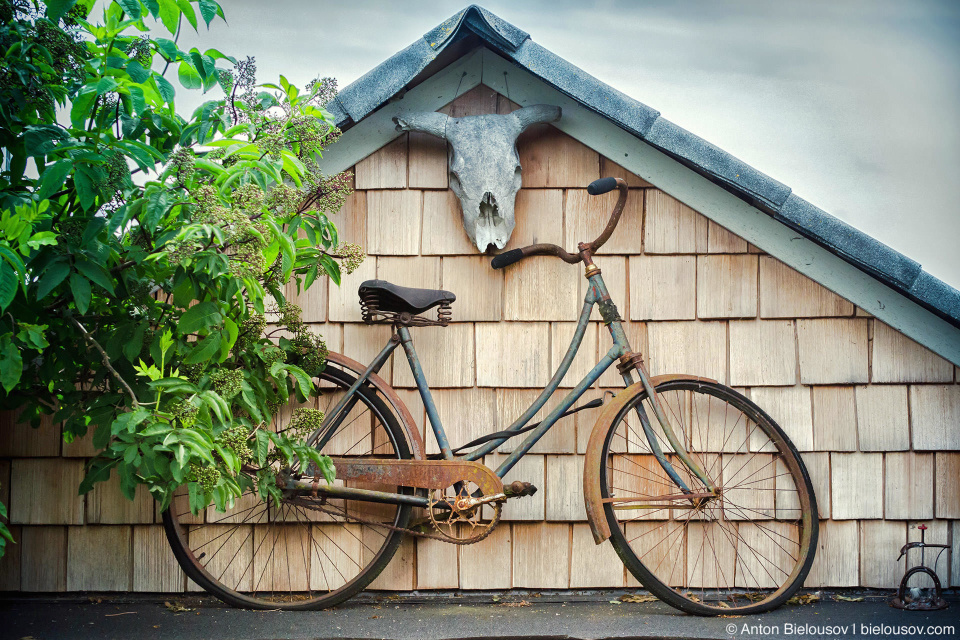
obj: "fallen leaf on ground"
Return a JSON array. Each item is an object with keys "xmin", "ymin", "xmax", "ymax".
[
  {"xmin": 834, "ymin": 594, "xmax": 864, "ymax": 602},
  {"xmin": 787, "ymin": 593, "xmax": 821, "ymax": 605},
  {"xmin": 619, "ymin": 594, "xmax": 658, "ymax": 603},
  {"xmin": 164, "ymin": 601, "xmax": 194, "ymax": 612},
  {"xmin": 500, "ymin": 600, "xmax": 531, "ymax": 607}
]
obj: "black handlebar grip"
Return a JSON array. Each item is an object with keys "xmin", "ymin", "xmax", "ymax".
[
  {"xmin": 491, "ymin": 249, "xmax": 525, "ymax": 270},
  {"xmin": 587, "ymin": 177, "xmax": 618, "ymax": 196}
]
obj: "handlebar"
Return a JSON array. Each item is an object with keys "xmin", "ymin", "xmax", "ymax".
[{"xmin": 491, "ymin": 177, "xmax": 629, "ymax": 270}]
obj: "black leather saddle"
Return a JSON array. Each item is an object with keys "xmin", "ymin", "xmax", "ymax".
[{"xmin": 358, "ymin": 280, "xmax": 456, "ymax": 315}]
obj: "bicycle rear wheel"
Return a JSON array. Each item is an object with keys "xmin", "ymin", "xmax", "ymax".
[
  {"xmin": 600, "ymin": 380, "xmax": 818, "ymax": 615},
  {"xmin": 162, "ymin": 363, "xmax": 412, "ymax": 609}
]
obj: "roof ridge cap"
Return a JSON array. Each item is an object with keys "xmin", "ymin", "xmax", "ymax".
[{"xmin": 424, "ymin": 5, "xmax": 529, "ymax": 53}]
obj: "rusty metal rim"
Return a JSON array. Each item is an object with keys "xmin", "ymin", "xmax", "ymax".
[
  {"xmin": 160, "ymin": 364, "xmax": 414, "ymax": 610},
  {"xmin": 595, "ymin": 379, "xmax": 819, "ymax": 614}
]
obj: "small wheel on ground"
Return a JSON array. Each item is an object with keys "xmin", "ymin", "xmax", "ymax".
[
  {"xmin": 162, "ymin": 363, "xmax": 413, "ymax": 610},
  {"xmin": 599, "ymin": 379, "xmax": 818, "ymax": 615}
]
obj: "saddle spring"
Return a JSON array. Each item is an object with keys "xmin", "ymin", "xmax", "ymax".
[{"xmin": 360, "ymin": 290, "xmax": 453, "ymax": 327}]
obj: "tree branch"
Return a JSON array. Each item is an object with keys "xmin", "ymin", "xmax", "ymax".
[{"xmin": 69, "ymin": 316, "xmax": 140, "ymax": 407}]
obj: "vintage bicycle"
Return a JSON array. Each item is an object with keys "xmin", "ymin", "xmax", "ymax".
[{"xmin": 162, "ymin": 177, "xmax": 819, "ymax": 616}]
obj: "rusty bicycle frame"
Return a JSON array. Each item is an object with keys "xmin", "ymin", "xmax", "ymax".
[{"xmin": 291, "ymin": 178, "xmax": 715, "ymax": 512}]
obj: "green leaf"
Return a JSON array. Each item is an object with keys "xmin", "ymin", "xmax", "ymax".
[
  {"xmin": 70, "ymin": 87, "xmax": 98, "ymax": 129},
  {"xmin": 0, "ymin": 247, "xmax": 25, "ymax": 282},
  {"xmin": 178, "ymin": 301, "xmax": 222, "ymax": 334},
  {"xmin": 198, "ymin": 0, "xmax": 218, "ymax": 26},
  {"xmin": 73, "ymin": 166, "xmax": 97, "ymax": 211},
  {"xmin": 119, "ymin": 465, "xmax": 138, "ymax": 500},
  {"xmin": 68, "ymin": 273, "xmax": 91, "ymax": 315},
  {"xmin": 148, "ymin": 377, "xmax": 198, "ymax": 393},
  {"xmin": 255, "ymin": 430, "xmax": 269, "ymax": 465},
  {"xmin": 78, "ymin": 460, "xmax": 114, "ymax": 495},
  {"xmin": 95, "ymin": 77, "xmax": 120, "ymax": 95},
  {"xmin": 126, "ymin": 59, "xmax": 151, "ymax": 83},
  {"xmin": 144, "ymin": 0, "xmax": 160, "ymax": 18},
  {"xmin": 45, "ymin": 0, "xmax": 77, "ymax": 21},
  {"xmin": 37, "ymin": 159, "xmax": 72, "ymax": 200},
  {"xmin": 319, "ymin": 255, "xmax": 341, "ymax": 287},
  {"xmin": 214, "ymin": 444, "xmax": 238, "ymax": 473},
  {"xmin": 154, "ymin": 75, "xmax": 176, "ymax": 103},
  {"xmin": 153, "ymin": 38, "xmax": 180, "ymax": 62},
  {"xmin": 188, "ymin": 49, "xmax": 215, "ymax": 80},
  {"xmin": 183, "ymin": 331, "xmax": 221, "ymax": 364},
  {"xmin": 315, "ymin": 455, "xmax": 336, "ymax": 484},
  {"xmin": 220, "ymin": 317, "xmax": 238, "ymax": 361},
  {"xmin": 116, "ymin": 0, "xmax": 142, "ymax": 19},
  {"xmin": 0, "ymin": 335, "xmax": 23, "ymax": 393},
  {"xmin": 199, "ymin": 390, "xmax": 229, "ymax": 423},
  {"xmin": 0, "ymin": 263, "xmax": 17, "ymax": 312},
  {"xmin": 23, "ymin": 125, "xmax": 65, "ymax": 157},
  {"xmin": 175, "ymin": 0, "xmax": 198, "ymax": 30},
  {"xmin": 177, "ymin": 61, "xmax": 202, "ymax": 90},
  {"xmin": 16, "ymin": 323, "xmax": 49, "ymax": 350},
  {"xmin": 123, "ymin": 324, "xmax": 147, "ymax": 361},
  {"xmin": 26, "ymin": 231, "xmax": 58, "ymax": 250},
  {"xmin": 140, "ymin": 423, "xmax": 173, "ymax": 437},
  {"xmin": 157, "ymin": 0, "xmax": 180, "ymax": 34},
  {"xmin": 111, "ymin": 410, "xmax": 150, "ymax": 435},
  {"xmin": 34, "ymin": 260, "xmax": 70, "ymax": 300},
  {"xmin": 75, "ymin": 259, "xmax": 116, "ymax": 295}
]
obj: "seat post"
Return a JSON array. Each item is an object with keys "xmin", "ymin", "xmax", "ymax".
[{"xmin": 396, "ymin": 325, "xmax": 454, "ymax": 459}]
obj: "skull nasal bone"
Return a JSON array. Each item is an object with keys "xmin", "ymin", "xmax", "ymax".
[{"xmin": 479, "ymin": 192, "xmax": 500, "ymax": 223}]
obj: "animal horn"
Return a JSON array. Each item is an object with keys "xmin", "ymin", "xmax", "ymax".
[
  {"xmin": 393, "ymin": 111, "xmax": 450, "ymax": 139},
  {"xmin": 513, "ymin": 104, "xmax": 561, "ymax": 131}
]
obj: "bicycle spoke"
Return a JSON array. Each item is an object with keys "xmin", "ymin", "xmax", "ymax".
[
  {"xmin": 164, "ymin": 364, "xmax": 411, "ymax": 609},
  {"xmin": 605, "ymin": 380, "xmax": 815, "ymax": 613}
]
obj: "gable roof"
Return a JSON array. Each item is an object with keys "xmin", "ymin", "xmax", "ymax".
[{"xmin": 326, "ymin": 5, "xmax": 960, "ymax": 330}]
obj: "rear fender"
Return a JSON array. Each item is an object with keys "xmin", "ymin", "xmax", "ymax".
[{"xmin": 583, "ymin": 374, "xmax": 717, "ymax": 544}]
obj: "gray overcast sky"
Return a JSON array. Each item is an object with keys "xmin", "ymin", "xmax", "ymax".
[{"xmin": 174, "ymin": 0, "xmax": 960, "ymax": 288}]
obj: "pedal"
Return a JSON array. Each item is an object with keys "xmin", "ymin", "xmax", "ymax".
[{"xmin": 504, "ymin": 481, "xmax": 538, "ymax": 498}]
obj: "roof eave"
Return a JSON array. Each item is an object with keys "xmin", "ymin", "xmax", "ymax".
[{"xmin": 326, "ymin": 5, "xmax": 960, "ymax": 328}]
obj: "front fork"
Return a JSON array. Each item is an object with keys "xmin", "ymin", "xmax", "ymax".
[{"xmin": 587, "ymin": 269, "xmax": 716, "ymax": 495}]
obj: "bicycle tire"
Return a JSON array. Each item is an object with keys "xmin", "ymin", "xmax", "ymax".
[
  {"xmin": 599, "ymin": 379, "xmax": 818, "ymax": 615},
  {"xmin": 162, "ymin": 362, "xmax": 413, "ymax": 610}
]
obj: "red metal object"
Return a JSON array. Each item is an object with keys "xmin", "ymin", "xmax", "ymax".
[{"xmin": 329, "ymin": 457, "xmax": 503, "ymax": 497}]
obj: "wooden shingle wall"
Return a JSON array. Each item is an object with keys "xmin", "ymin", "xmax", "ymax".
[{"xmin": 1, "ymin": 85, "xmax": 957, "ymax": 592}]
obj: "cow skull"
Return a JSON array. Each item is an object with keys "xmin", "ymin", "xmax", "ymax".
[{"xmin": 393, "ymin": 104, "xmax": 561, "ymax": 252}]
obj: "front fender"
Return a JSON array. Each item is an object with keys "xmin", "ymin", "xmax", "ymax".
[{"xmin": 582, "ymin": 374, "xmax": 717, "ymax": 544}]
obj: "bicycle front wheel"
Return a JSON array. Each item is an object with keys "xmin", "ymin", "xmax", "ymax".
[
  {"xmin": 162, "ymin": 362, "xmax": 413, "ymax": 609},
  {"xmin": 600, "ymin": 379, "xmax": 818, "ymax": 615}
]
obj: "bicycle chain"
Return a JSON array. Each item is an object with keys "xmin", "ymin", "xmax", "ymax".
[{"xmin": 287, "ymin": 494, "xmax": 503, "ymax": 545}]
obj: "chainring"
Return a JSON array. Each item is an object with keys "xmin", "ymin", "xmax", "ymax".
[{"xmin": 426, "ymin": 483, "xmax": 503, "ymax": 545}]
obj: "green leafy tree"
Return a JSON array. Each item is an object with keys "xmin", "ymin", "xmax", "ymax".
[{"xmin": 0, "ymin": 0, "xmax": 361, "ymax": 556}]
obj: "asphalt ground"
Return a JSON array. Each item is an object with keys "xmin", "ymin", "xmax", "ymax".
[{"xmin": 1, "ymin": 590, "xmax": 957, "ymax": 640}]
